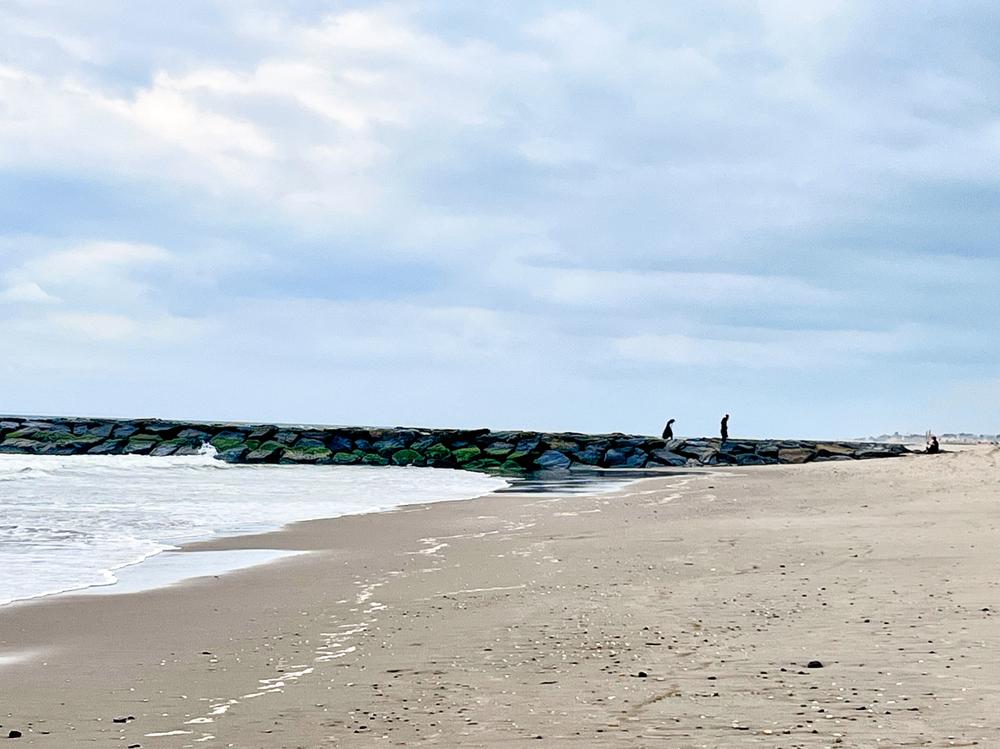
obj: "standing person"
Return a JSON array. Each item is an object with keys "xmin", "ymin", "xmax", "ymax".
[
  {"xmin": 720, "ymin": 413, "xmax": 729, "ymax": 442},
  {"xmin": 661, "ymin": 418, "xmax": 675, "ymax": 439}
]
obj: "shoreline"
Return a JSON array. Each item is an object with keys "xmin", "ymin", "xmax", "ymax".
[
  {"xmin": 0, "ymin": 468, "xmax": 657, "ymax": 611},
  {"xmin": 1, "ymin": 450, "xmax": 997, "ymax": 746},
  {"xmin": 0, "ymin": 460, "xmax": 510, "ymax": 610}
]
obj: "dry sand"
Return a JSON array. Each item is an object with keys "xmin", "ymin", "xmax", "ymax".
[{"xmin": 1, "ymin": 446, "xmax": 998, "ymax": 747}]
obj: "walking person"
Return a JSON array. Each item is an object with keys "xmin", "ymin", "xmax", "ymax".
[
  {"xmin": 661, "ymin": 418, "xmax": 675, "ymax": 440},
  {"xmin": 720, "ymin": 413, "xmax": 729, "ymax": 442}
]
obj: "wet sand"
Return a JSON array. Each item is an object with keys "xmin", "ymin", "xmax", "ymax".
[{"xmin": 1, "ymin": 446, "xmax": 998, "ymax": 747}]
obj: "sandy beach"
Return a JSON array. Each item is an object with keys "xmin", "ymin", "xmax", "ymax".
[{"xmin": 2, "ymin": 446, "xmax": 998, "ymax": 747}]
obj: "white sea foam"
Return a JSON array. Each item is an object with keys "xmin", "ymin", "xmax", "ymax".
[{"xmin": 0, "ymin": 450, "xmax": 507, "ymax": 605}]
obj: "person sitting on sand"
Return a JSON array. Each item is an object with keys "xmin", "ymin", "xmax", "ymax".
[
  {"xmin": 662, "ymin": 418, "xmax": 675, "ymax": 440},
  {"xmin": 926, "ymin": 435, "xmax": 940, "ymax": 454},
  {"xmin": 720, "ymin": 413, "xmax": 729, "ymax": 442}
]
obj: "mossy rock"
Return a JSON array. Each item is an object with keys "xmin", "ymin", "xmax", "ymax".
[
  {"xmin": 391, "ymin": 449, "xmax": 425, "ymax": 466},
  {"xmin": 7, "ymin": 428, "xmax": 39, "ymax": 439},
  {"xmin": 0, "ymin": 438, "xmax": 43, "ymax": 453},
  {"xmin": 504, "ymin": 450, "xmax": 535, "ymax": 465},
  {"xmin": 130, "ymin": 433, "xmax": 163, "ymax": 443},
  {"xmin": 483, "ymin": 443, "xmax": 515, "ymax": 458},
  {"xmin": 425, "ymin": 443, "xmax": 451, "ymax": 461},
  {"xmin": 452, "ymin": 446, "xmax": 482, "ymax": 464},
  {"xmin": 281, "ymin": 445, "xmax": 332, "ymax": 463},
  {"xmin": 11, "ymin": 428, "xmax": 102, "ymax": 445},
  {"xmin": 361, "ymin": 453, "xmax": 389, "ymax": 466},
  {"xmin": 463, "ymin": 458, "xmax": 502, "ymax": 473},
  {"xmin": 210, "ymin": 433, "xmax": 249, "ymax": 452},
  {"xmin": 499, "ymin": 460, "xmax": 527, "ymax": 475},
  {"xmin": 248, "ymin": 425, "xmax": 277, "ymax": 441},
  {"xmin": 410, "ymin": 435, "xmax": 438, "ymax": 451},
  {"xmin": 332, "ymin": 451, "xmax": 361, "ymax": 465},
  {"xmin": 544, "ymin": 438, "xmax": 579, "ymax": 452},
  {"xmin": 124, "ymin": 438, "xmax": 160, "ymax": 455},
  {"xmin": 374, "ymin": 436, "xmax": 411, "ymax": 455},
  {"xmin": 217, "ymin": 446, "xmax": 249, "ymax": 463},
  {"xmin": 158, "ymin": 436, "xmax": 203, "ymax": 448},
  {"xmin": 246, "ymin": 441, "xmax": 284, "ymax": 463}
]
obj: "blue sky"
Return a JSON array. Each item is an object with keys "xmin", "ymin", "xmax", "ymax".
[{"xmin": 1, "ymin": 1, "xmax": 998, "ymax": 438}]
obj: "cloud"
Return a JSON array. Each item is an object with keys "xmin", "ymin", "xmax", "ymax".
[
  {"xmin": 0, "ymin": 281, "xmax": 59, "ymax": 304},
  {"xmin": 2, "ymin": 241, "xmax": 172, "ymax": 311},
  {"xmin": 495, "ymin": 262, "xmax": 839, "ymax": 310},
  {"xmin": 614, "ymin": 327, "xmax": 914, "ymax": 369},
  {"xmin": 0, "ymin": 2, "xmax": 998, "ymax": 434}
]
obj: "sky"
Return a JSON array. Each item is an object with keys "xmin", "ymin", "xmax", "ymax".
[{"xmin": 1, "ymin": 0, "xmax": 998, "ymax": 439}]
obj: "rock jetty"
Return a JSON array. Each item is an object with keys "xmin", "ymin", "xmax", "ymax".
[{"xmin": 0, "ymin": 416, "xmax": 910, "ymax": 475}]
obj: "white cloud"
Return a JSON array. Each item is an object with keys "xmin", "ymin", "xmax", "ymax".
[
  {"xmin": 491, "ymin": 258, "xmax": 838, "ymax": 310},
  {"xmin": 0, "ymin": 281, "xmax": 59, "ymax": 304},
  {"xmin": 615, "ymin": 327, "xmax": 914, "ymax": 368},
  {"xmin": 0, "ymin": 2, "xmax": 997, "ymax": 433},
  {"xmin": 3, "ymin": 241, "xmax": 171, "ymax": 311},
  {"xmin": 48, "ymin": 312, "xmax": 140, "ymax": 342}
]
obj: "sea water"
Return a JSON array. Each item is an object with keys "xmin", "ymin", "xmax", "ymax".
[{"xmin": 0, "ymin": 449, "xmax": 508, "ymax": 606}]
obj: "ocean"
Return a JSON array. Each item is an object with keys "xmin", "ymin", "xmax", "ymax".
[{"xmin": 0, "ymin": 449, "xmax": 508, "ymax": 606}]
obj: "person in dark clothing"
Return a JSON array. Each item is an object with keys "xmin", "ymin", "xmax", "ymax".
[
  {"xmin": 661, "ymin": 418, "xmax": 675, "ymax": 439},
  {"xmin": 926, "ymin": 435, "xmax": 940, "ymax": 454},
  {"xmin": 720, "ymin": 413, "xmax": 729, "ymax": 442}
]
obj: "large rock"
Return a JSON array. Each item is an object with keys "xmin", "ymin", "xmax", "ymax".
[
  {"xmin": 514, "ymin": 435, "xmax": 541, "ymax": 453},
  {"xmin": 248, "ymin": 425, "xmax": 277, "ymax": 441},
  {"xmin": 463, "ymin": 458, "xmax": 503, "ymax": 473},
  {"xmin": 87, "ymin": 440, "xmax": 124, "ymax": 455},
  {"xmin": 569, "ymin": 444, "xmax": 604, "ymax": 465},
  {"xmin": 246, "ymin": 441, "xmax": 284, "ymax": 463},
  {"xmin": 425, "ymin": 443, "xmax": 452, "ymax": 461},
  {"xmin": 391, "ymin": 449, "xmax": 425, "ymax": 466},
  {"xmin": 374, "ymin": 435, "xmax": 411, "ymax": 455},
  {"xmin": 217, "ymin": 446, "xmax": 249, "ymax": 463},
  {"xmin": 112, "ymin": 424, "xmax": 139, "ymax": 439},
  {"xmin": 178, "ymin": 428, "xmax": 212, "ymax": 442},
  {"xmin": 274, "ymin": 430, "xmax": 300, "ymax": 445},
  {"xmin": 648, "ymin": 449, "xmax": 687, "ymax": 466},
  {"xmin": 452, "ymin": 446, "xmax": 482, "ymax": 464},
  {"xmin": 0, "ymin": 438, "xmax": 41, "ymax": 454},
  {"xmin": 816, "ymin": 443, "xmax": 855, "ymax": 457},
  {"xmin": 281, "ymin": 439, "xmax": 332, "ymax": 464},
  {"xmin": 409, "ymin": 435, "xmax": 439, "ymax": 451},
  {"xmin": 734, "ymin": 453, "xmax": 772, "ymax": 466},
  {"xmin": 604, "ymin": 447, "xmax": 647, "ymax": 468},
  {"xmin": 123, "ymin": 437, "xmax": 161, "ymax": 455},
  {"xmin": 854, "ymin": 448, "xmax": 896, "ymax": 459},
  {"xmin": 483, "ymin": 442, "xmax": 515, "ymax": 458},
  {"xmin": 150, "ymin": 442, "xmax": 180, "ymax": 457},
  {"xmin": 328, "ymin": 434, "xmax": 354, "ymax": 452},
  {"xmin": 535, "ymin": 450, "xmax": 571, "ymax": 470},
  {"xmin": 210, "ymin": 431, "xmax": 248, "ymax": 452},
  {"xmin": 142, "ymin": 421, "xmax": 181, "ymax": 436},
  {"xmin": 77, "ymin": 423, "xmax": 114, "ymax": 439},
  {"xmin": 778, "ymin": 447, "xmax": 814, "ymax": 464}
]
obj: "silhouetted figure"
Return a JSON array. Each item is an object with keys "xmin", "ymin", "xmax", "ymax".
[
  {"xmin": 926, "ymin": 435, "xmax": 940, "ymax": 454},
  {"xmin": 662, "ymin": 418, "xmax": 675, "ymax": 440},
  {"xmin": 720, "ymin": 413, "xmax": 730, "ymax": 442}
]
